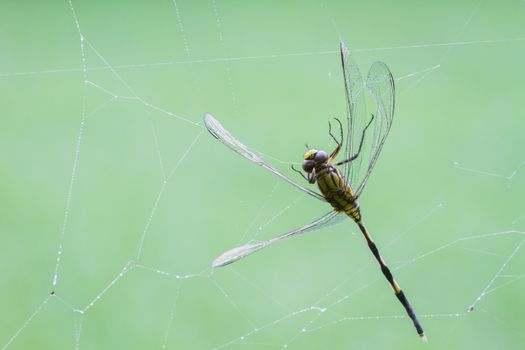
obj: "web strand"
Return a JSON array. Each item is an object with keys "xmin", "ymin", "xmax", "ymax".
[{"xmin": 2, "ymin": 0, "xmax": 525, "ymax": 349}]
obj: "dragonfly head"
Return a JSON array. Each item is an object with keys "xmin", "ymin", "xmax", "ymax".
[{"xmin": 302, "ymin": 149, "xmax": 328, "ymax": 173}]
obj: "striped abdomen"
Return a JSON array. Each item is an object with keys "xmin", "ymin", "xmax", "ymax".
[{"xmin": 314, "ymin": 164, "xmax": 361, "ymax": 222}]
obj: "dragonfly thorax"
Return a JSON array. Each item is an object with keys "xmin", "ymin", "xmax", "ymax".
[{"xmin": 302, "ymin": 149, "xmax": 329, "ymax": 173}]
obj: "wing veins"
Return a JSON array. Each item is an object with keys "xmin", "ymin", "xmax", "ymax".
[
  {"xmin": 213, "ymin": 211, "xmax": 344, "ymax": 267},
  {"xmin": 339, "ymin": 41, "xmax": 395, "ymax": 197},
  {"xmin": 355, "ymin": 61, "xmax": 395, "ymax": 196},
  {"xmin": 204, "ymin": 113, "xmax": 325, "ymax": 202}
]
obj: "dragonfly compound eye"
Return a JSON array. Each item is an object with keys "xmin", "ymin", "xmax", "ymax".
[
  {"xmin": 302, "ymin": 159, "xmax": 315, "ymax": 173},
  {"xmin": 314, "ymin": 150, "xmax": 328, "ymax": 163}
]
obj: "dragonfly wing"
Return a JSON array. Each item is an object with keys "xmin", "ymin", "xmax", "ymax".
[
  {"xmin": 205, "ymin": 113, "xmax": 325, "ymax": 202},
  {"xmin": 213, "ymin": 210, "xmax": 344, "ymax": 267},
  {"xmin": 355, "ymin": 61, "xmax": 395, "ymax": 196},
  {"xmin": 339, "ymin": 41, "xmax": 368, "ymax": 186}
]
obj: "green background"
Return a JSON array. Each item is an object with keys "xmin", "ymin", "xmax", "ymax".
[{"xmin": 1, "ymin": 0, "xmax": 524, "ymax": 349}]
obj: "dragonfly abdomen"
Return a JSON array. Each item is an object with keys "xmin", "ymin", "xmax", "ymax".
[
  {"xmin": 315, "ymin": 164, "xmax": 361, "ymax": 222},
  {"xmin": 342, "ymin": 202, "xmax": 362, "ymax": 222}
]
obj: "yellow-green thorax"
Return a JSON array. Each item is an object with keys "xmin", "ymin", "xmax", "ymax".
[{"xmin": 302, "ymin": 149, "xmax": 361, "ymax": 222}]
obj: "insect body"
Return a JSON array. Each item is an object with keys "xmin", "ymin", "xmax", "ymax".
[
  {"xmin": 296, "ymin": 122, "xmax": 425, "ymax": 340},
  {"xmin": 304, "ymin": 148, "xmax": 362, "ymax": 221},
  {"xmin": 296, "ymin": 114, "xmax": 373, "ymax": 222},
  {"xmin": 205, "ymin": 40, "xmax": 426, "ymax": 341}
]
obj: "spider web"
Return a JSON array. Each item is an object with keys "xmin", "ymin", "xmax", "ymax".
[{"xmin": 1, "ymin": 0, "xmax": 525, "ymax": 349}]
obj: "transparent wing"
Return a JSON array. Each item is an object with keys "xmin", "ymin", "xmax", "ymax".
[
  {"xmin": 339, "ymin": 41, "xmax": 395, "ymax": 197},
  {"xmin": 339, "ymin": 41, "xmax": 368, "ymax": 189},
  {"xmin": 205, "ymin": 113, "xmax": 325, "ymax": 202},
  {"xmin": 354, "ymin": 61, "xmax": 395, "ymax": 196},
  {"xmin": 213, "ymin": 211, "xmax": 344, "ymax": 267}
]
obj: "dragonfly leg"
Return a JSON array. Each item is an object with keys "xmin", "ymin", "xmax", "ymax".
[
  {"xmin": 291, "ymin": 164, "xmax": 316, "ymax": 184},
  {"xmin": 335, "ymin": 114, "xmax": 375, "ymax": 167},
  {"xmin": 328, "ymin": 117, "xmax": 344, "ymax": 161}
]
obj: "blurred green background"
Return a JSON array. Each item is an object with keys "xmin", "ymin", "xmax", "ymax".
[{"xmin": 1, "ymin": 0, "xmax": 524, "ymax": 349}]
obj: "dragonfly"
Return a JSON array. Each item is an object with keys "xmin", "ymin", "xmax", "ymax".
[{"xmin": 204, "ymin": 41, "xmax": 425, "ymax": 341}]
